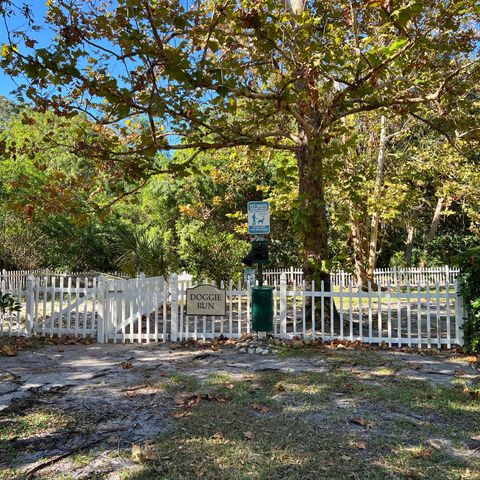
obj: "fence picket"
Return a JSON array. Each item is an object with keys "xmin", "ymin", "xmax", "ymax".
[
  {"xmin": 293, "ymin": 280, "xmax": 297, "ymax": 337},
  {"xmin": 228, "ymin": 280, "xmax": 233, "ymax": 337},
  {"xmin": 426, "ymin": 281, "xmax": 431, "ymax": 349},
  {"xmin": 367, "ymin": 282, "xmax": 372, "ymax": 342},
  {"xmin": 397, "ymin": 283, "xmax": 402, "ymax": 347},
  {"xmin": 377, "ymin": 283, "xmax": 382, "ymax": 344},
  {"xmin": 349, "ymin": 284, "xmax": 353, "ymax": 342},
  {"xmin": 406, "ymin": 283, "xmax": 411, "ymax": 347},
  {"xmin": 358, "ymin": 285, "xmax": 363, "ymax": 341},
  {"xmin": 84, "ymin": 278, "xmax": 89, "ymax": 339},
  {"xmin": 280, "ymin": 274, "xmax": 287, "ymax": 338},
  {"xmin": 163, "ymin": 279, "xmax": 168, "ymax": 343},
  {"xmin": 417, "ymin": 282, "xmax": 422, "ymax": 348},
  {"xmin": 311, "ymin": 280, "xmax": 315, "ymax": 340},
  {"xmin": 387, "ymin": 282, "xmax": 392, "ymax": 348},
  {"xmin": 436, "ymin": 282, "xmax": 441, "ymax": 349},
  {"xmin": 302, "ymin": 280, "xmax": 306, "ymax": 336},
  {"xmin": 320, "ymin": 280, "xmax": 324, "ymax": 340},
  {"xmin": 446, "ymin": 280, "xmax": 451, "ymax": 349},
  {"xmin": 339, "ymin": 282, "xmax": 344, "ymax": 339}
]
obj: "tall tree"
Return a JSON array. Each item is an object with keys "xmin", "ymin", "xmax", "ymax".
[{"xmin": 1, "ymin": 0, "xmax": 478, "ymax": 285}]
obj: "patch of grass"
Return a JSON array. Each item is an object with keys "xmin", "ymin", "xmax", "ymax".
[
  {"xmin": 149, "ymin": 367, "xmax": 479, "ymax": 479},
  {"xmin": 165, "ymin": 373, "xmax": 201, "ymax": 392},
  {"xmin": 0, "ymin": 409, "xmax": 76, "ymax": 469},
  {"xmin": 118, "ymin": 403, "xmax": 389, "ymax": 480},
  {"xmin": 273, "ymin": 345, "xmax": 396, "ymax": 369},
  {"xmin": 0, "ymin": 410, "xmax": 72, "ymax": 442},
  {"xmin": 376, "ymin": 443, "xmax": 478, "ymax": 480},
  {"xmin": 70, "ymin": 449, "xmax": 98, "ymax": 468},
  {"xmin": 0, "ymin": 469, "xmax": 19, "ymax": 480}
]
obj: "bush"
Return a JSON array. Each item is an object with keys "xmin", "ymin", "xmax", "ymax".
[
  {"xmin": 0, "ymin": 291, "xmax": 21, "ymax": 316},
  {"xmin": 178, "ymin": 221, "xmax": 249, "ymax": 284},
  {"xmin": 457, "ymin": 246, "xmax": 480, "ymax": 353},
  {"xmin": 426, "ymin": 233, "xmax": 478, "ymax": 267}
]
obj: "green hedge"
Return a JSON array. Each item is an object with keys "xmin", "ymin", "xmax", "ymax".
[{"xmin": 458, "ymin": 247, "xmax": 480, "ymax": 353}]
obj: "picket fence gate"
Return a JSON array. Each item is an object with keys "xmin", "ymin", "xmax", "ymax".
[{"xmin": 0, "ymin": 272, "xmax": 465, "ymax": 349}]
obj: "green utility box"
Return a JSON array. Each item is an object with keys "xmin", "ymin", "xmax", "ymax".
[{"xmin": 251, "ymin": 285, "xmax": 274, "ymax": 332}]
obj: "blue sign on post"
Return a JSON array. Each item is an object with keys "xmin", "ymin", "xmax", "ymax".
[{"xmin": 248, "ymin": 201, "xmax": 270, "ymax": 235}]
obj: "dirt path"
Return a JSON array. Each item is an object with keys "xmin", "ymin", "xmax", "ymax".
[{"xmin": 1, "ymin": 342, "xmax": 479, "ymax": 479}]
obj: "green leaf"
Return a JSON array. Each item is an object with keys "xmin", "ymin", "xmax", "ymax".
[{"xmin": 392, "ymin": 1, "xmax": 424, "ymax": 28}]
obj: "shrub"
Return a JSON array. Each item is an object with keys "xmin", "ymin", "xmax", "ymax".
[
  {"xmin": 457, "ymin": 246, "xmax": 480, "ymax": 353},
  {"xmin": 0, "ymin": 291, "xmax": 21, "ymax": 316}
]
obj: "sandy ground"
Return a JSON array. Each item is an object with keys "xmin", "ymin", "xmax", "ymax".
[{"xmin": 1, "ymin": 342, "xmax": 479, "ymax": 479}]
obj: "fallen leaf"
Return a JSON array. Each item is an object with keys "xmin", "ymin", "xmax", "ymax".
[
  {"xmin": 212, "ymin": 432, "xmax": 224, "ymax": 439},
  {"xmin": 250, "ymin": 403, "xmax": 271, "ymax": 413},
  {"xmin": 340, "ymin": 454, "xmax": 352, "ymax": 461},
  {"xmin": 415, "ymin": 447, "xmax": 434, "ymax": 459},
  {"xmin": 131, "ymin": 442, "xmax": 157, "ymax": 462},
  {"xmin": 171, "ymin": 411, "xmax": 192, "ymax": 419},
  {"xmin": 463, "ymin": 387, "xmax": 480, "ymax": 399},
  {"xmin": 1, "ymin": 372, "xmax": 20, "ymax": 382},
  {"xmin": 175, "ymin": 393, "xmax": 201, "ymax": 408},
  {"xmin": 106, "ymin": 435, "xmax": 119, "ymax": 444},
  {"xmin": 243, "ymin": 431, "xmax": 255, "ymax": 440},
  {"xmin": 121, "ymin": 361, "xmax": 133, "ymax": 369},
  {"xmin": 350, "ymin": 417, "xmax": 371, "ymax": 428},
  {"xmin": 201, "ymin": 393, "xmax": 231, "ymax": 403},
  {"xmin": 276, "ymin": 383, "xmax": 286, "ymax": 392},
  {"xmin": 353, "ymin": 441, "xmax": 367, "ymax": 450},
  {"xmin": 0, "ymin": 345, "xmax": 17, "ymax": 357}
]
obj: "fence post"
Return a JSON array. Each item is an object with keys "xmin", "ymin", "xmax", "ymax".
[
  {"xmin": 97, "ymin": 275, "xmax": 106, "ymax": 343},
  {"xmin": 25, "ymin": 275, "xmax": 35, "ymax": 337},
  {"xmin": 455, "ymin": 277, "xmax": 465, "ymax": 347},
  {"xmin": 393, "ymin": 266, "xmax": 398, "ymax": 285},
  {"xmin": 170, "ymin": 273, "xmax": 178, "ymax": 342},
  {"xmin": 280, "ymin": 273, "xmax": 287, "ymax": 338}
]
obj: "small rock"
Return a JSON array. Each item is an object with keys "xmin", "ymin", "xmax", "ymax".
[
  {"xmin": 262, "ymin": 350, "xmax": 269, "ymax": 355},
  {"xmin": 248, "ymin": 348, "xmax": 255, "ymax": 354},
  {"xmin": 336, "ymin": 344, "xmax": 347, "ymax": 350},
  {"xmin": 240, "ymin": 348, "xmax": 247, "ymax": 353}
]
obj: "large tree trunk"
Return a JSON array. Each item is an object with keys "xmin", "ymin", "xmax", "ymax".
[
  {"xmin": 296, "ymin": 137, "xmax": 330, "ymax": 288},
  {"xmin": 296, "ymin": 136, "xmax": 339, "ymax": 328}
]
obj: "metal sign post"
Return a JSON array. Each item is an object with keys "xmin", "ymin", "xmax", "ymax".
[{"xmin": 243, "ymin": 202, "xmax": 273, "ymax": 333}]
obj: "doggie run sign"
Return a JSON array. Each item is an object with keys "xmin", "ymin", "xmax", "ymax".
[
  {"xmin": 186, "ymin": 284, "xmax": 226, "ymax": 316},
  {"xmin": 247, "ymin": 201, "xmax": 270, "ymax": 235}
]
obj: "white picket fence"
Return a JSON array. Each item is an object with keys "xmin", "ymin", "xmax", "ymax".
[
  {"xmin": 264, "ymin": 266, "xmax": 460, "ymax": 288},
  {"xmin": 0, "ymin": 269, "xmax": 129, "ymax": 291},
  {"xmin": 0, "ymin": 272, "xmax": 465, "ymax": 349}
]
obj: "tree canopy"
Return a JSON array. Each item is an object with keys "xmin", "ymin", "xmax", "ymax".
[{"xmin": 0, "ymin": 1, "xmax": 479, "ymax": 280}]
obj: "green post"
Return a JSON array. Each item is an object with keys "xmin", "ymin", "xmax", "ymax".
[{"xmin": 251, "ymin": 285, "xmax": 273, "ymax": 332}]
